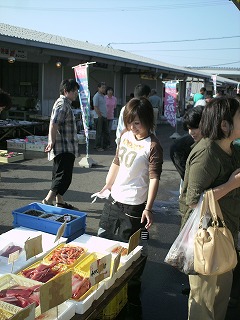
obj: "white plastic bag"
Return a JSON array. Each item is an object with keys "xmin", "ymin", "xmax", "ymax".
[{"xmin": 164, "ymin": 195, "xmax": 209, "ymax": 275}]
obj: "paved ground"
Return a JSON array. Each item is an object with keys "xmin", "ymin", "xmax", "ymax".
[{"xmin": 0, "ymin": 123, "xmax": 239, "ymax": 320}]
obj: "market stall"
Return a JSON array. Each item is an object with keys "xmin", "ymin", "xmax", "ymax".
[{"xmin": 0, "ymin": 203, "xmax": 145, "ymax": 320}]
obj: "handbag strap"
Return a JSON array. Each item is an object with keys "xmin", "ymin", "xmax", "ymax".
[
  {"xmin": 199, "ymin": 189, "xmax": 226, "ymax": 228},
  {"xmin": 207, "ymin": 189, "xmax": 226, "ymax": 226}
]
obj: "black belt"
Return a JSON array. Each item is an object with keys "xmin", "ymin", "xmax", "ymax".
[{"xmin": 109, "ymin": 195, "xmax": 145, "ymax": 218}]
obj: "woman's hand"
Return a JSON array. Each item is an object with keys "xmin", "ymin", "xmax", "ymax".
[
  {"xmin": 141, "ymin": 209, "xmax": 153, "ymax": 230},
  {"xmin": 99, "ymin": 185, "xmax": 111, "ymax": 194}
]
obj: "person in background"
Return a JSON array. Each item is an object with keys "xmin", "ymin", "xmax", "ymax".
[
  {"xmin": 170, "ymin": 105, "xmax": 204, "ymax": 181},
  {"xmin": 149, "ymin": 89, "xmax": 162, "ymax": 131},
  {"xmin": 96, "ymin": 97, "xmax": 163, "ymax": 317},
  {"xmin": 115, "ymin": 84, "xmax": 151, "ymax": 145},
  {"xmin": 193, "ymin": 87, "xmax": 206, "ymax": 106},
  {"xmin": 105, "ymin": 86, "xmax": 117, "ymax": 149},
  {"xmin": 170, "ymin": 105, "xmax": 204, "ymax": 296},
  {"xmin": 194, "ymin": 94, "xmax": 212, "ymax": 108},
  {"xmin": 179, "ymin": 96, "xmax": 240, "ymax": 320},
  {"xmin": 93, "ymin": 82, "xmax": 109, "ymax": 151},
  {"xmin": 0, "ymin": 89, "xmax": 12, "ymax": 119},
  {"xmin": 42, "ymin": 79, "xmax": 79, "ymax": 209},
  {"xmin": 215, "ymin": 90, "xmax": 224, "ymax": 98}
]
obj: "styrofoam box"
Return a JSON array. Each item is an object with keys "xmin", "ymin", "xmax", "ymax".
[
  {"xmin": 0, "ymin": 274, "xmax": 42, "ymax": 317},
  {"xmin": 0, "ymin": 240, "xmax": 23, "ymax": 260},
  {"xmin": 77, "ymin": 134, "xmax": 85, "ymax": 144},
  {"xmin": 105, "ymin": 243, "xmax": 142, "ymax": 271},
  {"xmin": 7, "ymin": 139, "xmax": 26, "ymax": 150},
  {"xmin": 72, "ymin": 255, "xmax": 106, "ymax": 315},
  {"xmin": 103, "ymin": 259, "xmax": 126, "ymax": 290},
  {"xmin": 94, "ymin": 281, "xmax": 105, "ymax": 301},
  {"xmin": 35, "ymin": 301, "xmax": 75, "ymax": 320},
  {"xmin": 72, "ymin": 279, "xmax": 105, "ymax": 314},
  {"xmin": 26, "ymin": 135, "xmax": 48, "ymax": 142},
  {"xmin": 12, "ymin": 202, "xmax": 86, "ymax": 238},
  {"xmin": 103, "ymin": 272, "xmax": 117, "ymax": 290},
  {"xmin": 0, "ymin": 228, "xmax": 67, "ymax": 274},
  {"xmin": 74, "ymin": 287, "xmax": 95, "ymax": 314},
  {"xmin": 0, "ymin": 150, "xmax": 24, "ymax": 163},
  {"xmin": 25, "ymin": 142, "xmax": 47, "ymax": 152},
  {"xmin": 72, "ymin": 234, "xmax": 142, "ymax": 284}
]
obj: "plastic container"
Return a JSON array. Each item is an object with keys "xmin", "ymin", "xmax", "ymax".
[
  {"xmin": 97, "ymin": 284, "xmax": 128, "ymax": 320},
  {"xmin": 43, "ymin": 243, "xmax": 87, "ymax": 268},
  {"xmin": 71, "ymin": 263, "xmax": 105, "ymax": 314},
  {"xmin": 0, "ymin": 274, "xmax": 42, "ymax": 317},
  {"xmin": 18, "ymin": 260, "xmax": 67, "ymax": 283},
  {"xmin": 12, "ymin": 202, "xmax": 86, "ymax": 238}
]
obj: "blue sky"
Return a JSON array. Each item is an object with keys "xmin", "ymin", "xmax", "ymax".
[{"xmin": 1, "ymin": 0, "xmax": 240, "ymax": 68}]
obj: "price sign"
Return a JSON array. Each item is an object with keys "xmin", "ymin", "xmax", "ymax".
[
  {"xmin": 64, "ymin": 215, "xmax": 71, "ymax": 222},
  {"xmin": 89, "ymin": 254, "xmax": 111, "ymax": 286},
  {"xmin": 10, "ymin": 303, "xmax": 35, "ymax": 320},
  {"xmin": 40, "ymin": 270, "xmax": 72, "ymax": 314},
  {"xmin": 112, "ymin": 251, "xmax": 121, "ymax": 276},
  {"xmin": 24, "ymin": 235, "xmax": 43, "ymax": 260},
  {"xmin": 128, "ymin": 229, "xmax": 141, "ymax": 255},
  {"xmin": 54, "ymin": 220, "xmax": 67, "ymax": 243},
  {"xmin": 8, "ymin": 250, "xmax": 20, "ymax": 265}
]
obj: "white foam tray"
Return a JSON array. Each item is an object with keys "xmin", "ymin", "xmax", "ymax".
[
  {"xmin": 0, "ymin": 227, "xmax": 67, "ymax": 274},
  {"xmin": 35, "ymin": 301, "xmax": 75, "ymax": 320}
]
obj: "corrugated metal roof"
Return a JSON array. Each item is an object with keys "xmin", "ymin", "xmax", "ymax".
[{"xmin": 0, "ymin": 23, "xmax": 238, "ymax": 85}]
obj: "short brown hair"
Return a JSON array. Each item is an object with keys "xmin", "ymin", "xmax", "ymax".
[{"xmin": 123, "ymin": 97, "xmax": 154, "ymax": 132}]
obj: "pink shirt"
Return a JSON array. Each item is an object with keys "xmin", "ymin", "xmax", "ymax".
[{"xmin": 105, "ymin": 95, "xmax": 117, "ymax": 119}]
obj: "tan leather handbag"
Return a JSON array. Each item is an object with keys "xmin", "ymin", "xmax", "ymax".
[{"xmin": 194, "ymin": 189, "xmax": 237, "ymax": 276}]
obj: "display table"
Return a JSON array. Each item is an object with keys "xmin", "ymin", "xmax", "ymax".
[
  {"xmin": 0, "ymin": 121, "xmax": 43, "ymax": 141},
  {"xmin": 0, "ymin": 229, "xmax": 145, "ymax": 319},
  {"xmin": 71, "ymin": 255, "xmax": 146, "ymax": 320}
]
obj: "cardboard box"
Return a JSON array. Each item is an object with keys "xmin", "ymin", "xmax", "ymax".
[{"xmin": 12, "ymin": 202, "xmax": 86, "ymax": 238}]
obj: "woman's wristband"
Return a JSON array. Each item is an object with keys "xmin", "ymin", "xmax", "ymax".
[{"xmin": 144, "ymin": 208, "xmax": 152, "ymax": 214}]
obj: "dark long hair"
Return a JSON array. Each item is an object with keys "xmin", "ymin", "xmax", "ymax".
[{"xmin": 200, "ymin": 97, "xmax": 240, "ymax": 140}]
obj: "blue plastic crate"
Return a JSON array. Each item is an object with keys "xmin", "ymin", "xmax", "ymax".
[
  {"xmin": 66, "ymin": 228, "xmax": 85, "ymax": 243},
  {"xmin": 12, "ymin": 202, "xmax": 86, "ymax": 238}
]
